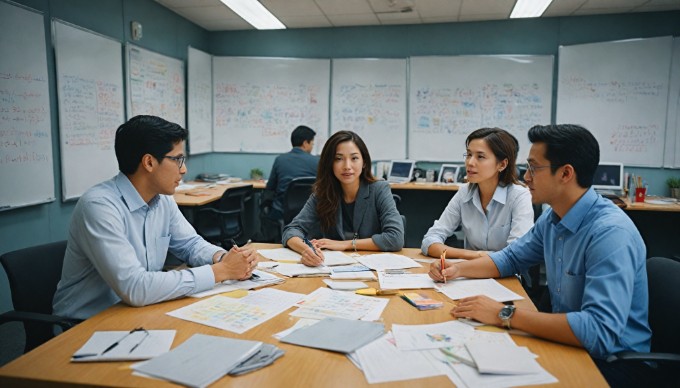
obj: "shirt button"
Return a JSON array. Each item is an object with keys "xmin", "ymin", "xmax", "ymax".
[
  {"xmin": 557, "ymin": 288, "xmax": 560, "ymax": 293},
  {"xmin": 558, "ymin": 236, "xmax": 563, "ymax": 240}
]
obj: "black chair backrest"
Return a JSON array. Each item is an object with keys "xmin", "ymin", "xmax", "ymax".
[
  {"xmin": 283, "ymin": 177, "xmax": 315, "ymax": 225},
  {"xmin": 1, "ymin": 240, "xmax": 67, "ymax": 315},
  {"xmin": 218, "ymin": 184, "xmax": 253, "ymax": 213},
  {"xmin": 647, "ymin": 257, "xmax": 680, "ymax": 354},
  {"xmin": 392, "ymin": 193, "xmax": 402, "ymax": 212}
]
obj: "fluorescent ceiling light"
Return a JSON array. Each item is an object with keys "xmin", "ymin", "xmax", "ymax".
[
  {"xmin": 510, "ymin": 0, "xmax": 553, "ymax": 19},
  {"xmin": 220, "ymin": 0, "xmax": 285, "ymax": 30}
]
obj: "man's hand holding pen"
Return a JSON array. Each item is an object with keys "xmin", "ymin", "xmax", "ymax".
[{"xmin": 213, "ymin": 239, "xmax": 257, "ymax": 282}]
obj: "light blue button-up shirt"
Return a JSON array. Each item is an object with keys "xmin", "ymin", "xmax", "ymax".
[
  {"xmin": 490, "ymin": 188, "xmax": 651, "ymax": 359},
  {"xmin": 53, "ymin": 173, "xmax": 221, "ymax": 320},
  {"xmin": 421, "ymin": 183, "xmax": 534, "ymax": 255}
]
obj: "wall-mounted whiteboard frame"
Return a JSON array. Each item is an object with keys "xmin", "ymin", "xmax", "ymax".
[
  {"xmin": 212, "ymin": 57, "xmax": 330, "ymax": 154},
  {"xmin": 409, "ymin": 55, "xmax": 553, "ymax": 162},
  {"xmin": 331, "ymin": 58, "xmax": 407, "ymax": 160},
  {"xmin": 0, "ymin": 1, "xmax": 55, "ymax": 210},
  {"xmin": 53, "ymin": 19, "xmax": 123, "ymax": 200},
  {"xmin": 126, "ymin": 44, "xmax": 185, "ymax": 127},
  {"xmin": 187, "ymin": 46, "xmax": 212, "ymax": 155},
  {"xmin": 556, "ymin": 36, "xmax": 673, "ymax": 167},
  {"xmin": 665, "ymin": 38, "xmax": 680, "ymax": 168}
]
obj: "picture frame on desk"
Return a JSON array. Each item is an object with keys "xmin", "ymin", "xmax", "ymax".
[{"xmin": 439, "ymin": 164, "xmax": 465, "ymax": 184}]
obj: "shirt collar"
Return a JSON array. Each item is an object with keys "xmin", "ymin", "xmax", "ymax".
[
  {"xmin": 114, "ymin": 172, "xmax": 159, "ymax": 212},
  {"xmin": 463, "ymin": 184, "xmax": 508, "ymax": 205},
  {"xmin": 550, "ymin": 187, "xmax": 598, "ymax": 233}
]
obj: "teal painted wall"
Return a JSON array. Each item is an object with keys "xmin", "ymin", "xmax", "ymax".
[{"xmin": 1, "ymin": 3, "xmax": 679, "ymax": 313}]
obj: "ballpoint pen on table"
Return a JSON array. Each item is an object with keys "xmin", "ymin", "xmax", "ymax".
[
  {"xmin": 441, "ymin": 249, "xmax": 447, "ymax": 284},
  {"xmin": 72, "ymin": 327, "xmax": 148, "ymax": 359}
]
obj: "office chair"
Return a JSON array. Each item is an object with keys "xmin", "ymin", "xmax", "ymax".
[
  {"xmin": 606, "ymin": 256, "xmax": 680, "ymax": 387},
  {"xmin": 194, "ymin": 184, "xmax": 253, "ymax": 249},
  {"xmin": 281, "ymin": 177, "xmax": 316, "ymax": 226},
  {"xmin": 0, "ymin": 241, "xmax": 80, "ymax": 353},
  {"xmin": 392, "ymin": 194, "xmax": 407, "ymax": 247}
]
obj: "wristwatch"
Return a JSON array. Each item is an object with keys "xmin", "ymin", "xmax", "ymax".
[{"xmin": 498, "ymin": 305, "xmax": 516, "ymax": 329}]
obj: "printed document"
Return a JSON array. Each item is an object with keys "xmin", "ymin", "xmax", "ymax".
[
  {"xmin": 167, "ymin": 289, "xmax": 304, "ymax": 334},
  {"xmin": 378, "ymin": 271, "xmax": 435, "ymax": 289},
  {"xmin": 392, "ymin": 321, "xmax": 475, "ymax": 351},
  {"xmin": 190, "ymin": 270, "xmax": 284, "ymax": 298},
  {"xmin": 71, "ymin": 330, "xmax": 175, "ymax": 362},
  {"xmin": 291, "ymin": 287, "xmax": 388, "ymax": 321},
  {"xmin": 357, "ymin": 253, "xmax": 421, "ymax": 270}
]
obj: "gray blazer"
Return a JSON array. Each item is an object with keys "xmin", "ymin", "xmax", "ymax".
[{"xmin": 282, "ymin": 180, "xmax": 404, "ymax": 251}]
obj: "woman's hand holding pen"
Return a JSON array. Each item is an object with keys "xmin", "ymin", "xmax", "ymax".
[{"xmin": 299, "ymin": 238, "xmax": 324, "ymax": 267}]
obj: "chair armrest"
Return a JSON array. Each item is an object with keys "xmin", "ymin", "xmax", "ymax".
[
  {"xmin": 0, "ymin": 310, "xmax": 81, "ymax": 331},
  {"xmin": 197, "ymin": 208, "xmax": 241, "ymax": 217},
  {"xmin": 607, "ymin": 351, "xmax": 680, "ymax": 364}
]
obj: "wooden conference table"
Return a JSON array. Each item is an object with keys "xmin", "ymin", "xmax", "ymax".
[{"xmin": 0, "ymin": 245, "xmax": 606, "ymax": 387}]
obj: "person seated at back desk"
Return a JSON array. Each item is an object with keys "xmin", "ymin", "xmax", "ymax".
[
  {"xmin": 430, "ymin": 124, "xmax": 651, "ymax": 387},
  {"xmin": 53, "ymin": 115, "xmax": 257, "ymax": 321},
  {"xmin": 282, "ymin": 130, "xmax": 404, "ymax": 267},
  {"xmin": 265, "ymin": 125, "xmax": 320, "ymax": 222}
]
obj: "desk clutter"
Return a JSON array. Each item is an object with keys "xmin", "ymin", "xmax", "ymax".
[{"xmin": 61, "ymin": 246, "xmax": 559, "ymax": 387}]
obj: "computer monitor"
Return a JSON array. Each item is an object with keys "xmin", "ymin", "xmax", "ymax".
[
  {"xmin": 592, "ymin": 162, "xmax": 624, "ymax": 193},
  {"xmin": 439, "ymin": 164, "xmax": 465, "ymax": 184},
  {"xmin": 387, "ymin": 160, "xmax": 415, "ymax": 183},
  {"xmin": 517, "ymin": 165, "xmax": 528, "ymax": 183}
]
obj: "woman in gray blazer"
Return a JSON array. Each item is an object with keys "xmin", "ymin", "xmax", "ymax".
[{"xmin": 283, "ymin": 131, "xmax": 404, "ymax": 266}]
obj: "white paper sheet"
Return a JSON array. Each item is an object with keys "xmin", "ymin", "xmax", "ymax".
[
  {"xmin": 465, "ymin": 342, "xmax": 542, "ymax": 375},
  {"xmin": 378, "ymin": 271, "xmax": 436, "ymax": 289},
  {"xmin": 274, "ymin": 263, "xmax": 331, "ymax": 277},
  {"xmin": 72, "ymin": 330, "xmax": 176, "ymax": 362},
  {"xmin": 167, "ymin": 289, "xmax": 304, "ymax": 334},
  {"xmin": 291, "ymin": 287, "xmax": 388, "ymax": 321},
  {"xmin": 330, "ymin": 271, "xmax": 377, "ymax": 280},
  {"xmin": 392, "ymin": 321, "xmax": 475, "ymax": 351},
  {"xmin": 322, "ymin": 251, "xmax": 359, "ymax": 266},
  {"xmin": 353, "ymin": 333, "xmax": 445, "ymax": 384},
  {"xmin": 322, "ymin": 279, "xmax": 368, "ymax": 290},
  {"xmin": 436, "ymin": 278, "xmax": 524, "ymax": 302},
  {"xmin": 357, "ymin": 253, "xmax": 421, "ymax": 270},
  {"xmin": 257, "ymin": 248, "xmax": 302, "ymax": 262},
  {"xmin": 189, "ymin": 270, "xmax": 284, "ymax": 298}
]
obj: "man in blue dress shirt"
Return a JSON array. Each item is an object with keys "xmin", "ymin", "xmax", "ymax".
[
  {"xmin": 430, "ymin": 124, "xmax": 651, "ymax": 387},
  {"xmin": 265, "ymin": 125, "xmax": 319, "ymax": 221},
  {"xmin": 53, "ymin": 115, "xmax": 258, "ymax": 320}
]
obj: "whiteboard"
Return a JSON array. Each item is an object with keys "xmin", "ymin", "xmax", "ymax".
[
  {"xmin": 557, "ymin": 37, "xmax": 673, "ymax": 167},
  {"xmin": 54, "ymin": 20, "xmax": 123, "ymax": 200},
  {"xmin": 187, "ymin": 46, "xmax": 212, "ymax": 154},
  {"xmin": 0, "ymin": 2, "xmax": 55, "ymax": 210},
  {"xmin": 331, "ymin": 58, "xmax": 407, "ymax": 160},
  {"xmin": 126, "ymin": 44, "xmax": 185, "ymax": 127},
  {"xmin": 665, "ymin": 38, "xmax": 680, "ymax": 168},
  {"xmin": 409, "ymin": 55, "xmax": 553, "ymax": 161},
  {"xmin": 212, "ymin": 57, "xmax": 330, "ymax": 153}
]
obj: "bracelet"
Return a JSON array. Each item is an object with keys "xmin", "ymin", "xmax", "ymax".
[
  {"xmin": 351, "ymin": 235, "xmax": 358, "ymax": 253},
  {"xmin": 216, "ymin": 251, "xmax": 228, "ymax": 263}
]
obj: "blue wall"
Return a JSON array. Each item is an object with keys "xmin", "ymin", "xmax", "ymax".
[{"xmin": 0, "ymin": 2, "xmax": 679, "ymax": 313}]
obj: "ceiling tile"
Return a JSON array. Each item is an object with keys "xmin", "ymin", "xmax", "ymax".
[
  {"xmin": 315, "ymin": 0, "xmax": 373, "ymax": 15},
  {"xmin": 327, "ymin": 13, "xmax": 381, "ymax": 26},
  {"xmin": 579, "ymin": 0, "xmax": 647, "ymax": 10},
  {"xmin": 155, "ymin": 0, "xmax": 221, "ymax": 8},
  {"xmin": 260, "ymin": 0, "xmax": 324, "ymax": 17},
  {"xmin": 416, "ymin": 0, "xmax": 462, "ymax": 18},
  {"xmin": 459, "ymin": 13, "xmax": 510, "ymax": 22},
  {"xmin": 280, "ymin": 15, "xmax": 333, "ymax": 28},
  {"xmin": 543, "ymin": 0, "xmax": 587, "ymax": 17},
  {"xmin": 461, "ymin": 0, "xmax": 514, "ymax": 15}
]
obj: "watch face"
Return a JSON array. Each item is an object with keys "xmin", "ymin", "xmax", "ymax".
[{"xmin": 499, "ymin": 305, "xmax": 515, "ymax": 319}]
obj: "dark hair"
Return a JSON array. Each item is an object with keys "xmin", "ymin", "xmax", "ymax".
[
  {"xmin": 114, "ymin": 115, "xmax": 188, "ymax": 175},
  {"xmin": 465, "ymin": 127, "xmax": 520, "ymax": 186},
  {"xmin": 314, "ymin": 131, "xmax": 376, "ymax": 233},
  {"xmin": 527, "ymin": 124, "xmax": 600, "ymax": 188},
  {"xmin": 291, "ymin": 125, "xmax": 316, "ymax": 147}
]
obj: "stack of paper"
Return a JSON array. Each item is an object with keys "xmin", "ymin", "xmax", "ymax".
[
  {"xmin": 190, "ymin": 270, "xmax": 284, "ymax": 298},
  {"xmin": 323, "ymin": 279, "xmax": 368, "ymax": 290},
  {"xmin": 378, "ymin": 271, "xmax": 435, "ymax": 290},
  {"xmin": 329, "ymin": 271, "xmax": 376, "ymax": 280},
  {"xmin": 391, "ymin": 321, "xmax": 475, "ymax": 351},
  {"xmin": 229, "ymin": 343, "xmax": 285, "ymax": 376},
  {"xmin": 132, "ymin": 334, "xmax": 263, "ymax": 388},
  {"xmin": 258, "ymin": 248, "xmax": 358, "ymax": 266},
  {"xmin": 280, "ymin": 317, "xmax": 384, "ymax": 353}
]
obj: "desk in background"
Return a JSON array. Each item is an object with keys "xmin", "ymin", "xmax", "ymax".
[
  {"xmin": 621, "ymin": 197, "xmax": 680, "ymax": 259},
  {"xmin": 0, "ymin": 245, "xmax": 606, "ymax": 387},
  {"xmin": 173, "ymin": 180, "xmax": 266, "ymax": 207}
]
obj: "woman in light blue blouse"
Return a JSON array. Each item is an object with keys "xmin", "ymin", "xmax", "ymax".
[{"xmin": 421, "ymin": 127, "xmax": 534, "ymax": 260}]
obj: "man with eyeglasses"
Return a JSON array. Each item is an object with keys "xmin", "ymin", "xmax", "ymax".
[
  {"xmin": 430, "ymin": 124, "xmax": 651, "ymax": 387},
  {"xmin": 54, "ymin": 115, "xmax": 257, "ymax": 321}
]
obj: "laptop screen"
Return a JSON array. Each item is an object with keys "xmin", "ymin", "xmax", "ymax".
[
  {"xmin": 388, "ymin": 161, "xmax": 414, "ymax": 182},
  {"xmin": 592, "ymin": 163, "xmax": 623, "ymax": 192}
]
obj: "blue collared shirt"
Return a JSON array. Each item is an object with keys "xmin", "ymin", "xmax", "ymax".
[
  {"xmin": 421, "ymin": 183, "xmax": 534, "ymax": 255},
  {"xmin": 53, "ymin": 173, "xmax": 220, "ymax": 320},
  {"xmin": 490, "ymin": 188, "xmax": 651, "ymax": 359}
]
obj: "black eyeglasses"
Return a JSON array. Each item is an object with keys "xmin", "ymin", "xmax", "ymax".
[
  {"xmin": 526, "ymin": 161, "xmax": 560, "ymax": 177},
  {"xmin": 163, "ymin": 155, "xmax": 185, "ymax": 169}
]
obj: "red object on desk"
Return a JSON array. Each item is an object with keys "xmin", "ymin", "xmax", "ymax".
[{"xmin": 635, "ymin": 188, "xmax": 646, "ymax": 203}]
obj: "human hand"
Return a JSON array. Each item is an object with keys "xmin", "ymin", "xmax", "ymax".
[
  {"xmin": 450, "ymin": 295, "xmax": 505, "ymax": 326},
  {"xmin": 428, "ymin": 259, "xmax": 459, "ymax": 282},
  {"xmin": 218, "ymin": 247, "xmax": 257, "ymax": 280},
  {"xmin": 313, "ymin": 238, "xmax": 350, "ymax": 251},
  {"xmin": 300, "ymin": 242, "xmax": 324, "ymax": 267}
]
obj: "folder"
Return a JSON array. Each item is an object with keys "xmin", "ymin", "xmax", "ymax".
[{"xmin": 280, "ymin": 317, "xmax": 384, "ymax": 354}]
